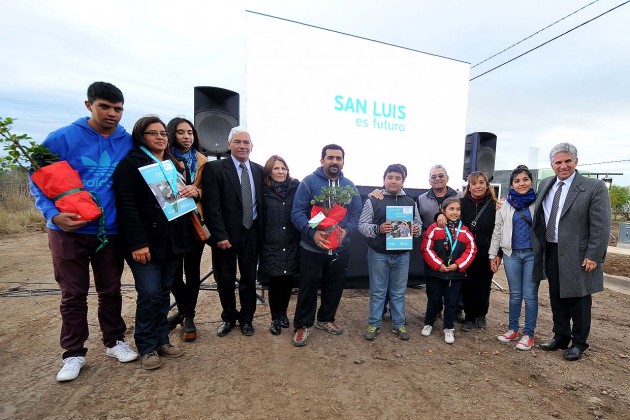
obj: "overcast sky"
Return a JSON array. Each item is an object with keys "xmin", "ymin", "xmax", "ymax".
[{"xmin": 2, "ymin": 0, "xmax": 629, "ymax": 187}]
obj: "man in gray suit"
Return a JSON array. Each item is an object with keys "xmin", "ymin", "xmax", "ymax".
[{"xmin": 533, "ymin": 143, "xmax": 611, "ymax": 361}]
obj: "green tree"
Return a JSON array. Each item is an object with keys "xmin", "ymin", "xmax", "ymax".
[
  {"xmin": 0, "ymin": 116, "xmax": 57, "ymax": 173},
  {"xmin": 609, "ymin": 185, "xmax": 630, "ymax": 220}
]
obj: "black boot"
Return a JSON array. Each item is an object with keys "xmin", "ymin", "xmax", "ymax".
[
  {"xmin": 168, "ymin": 312, "xmax": 184, "ymax": 332},
  {"xmin": 270, "ymin": 319, "xmax": 282, "ymax": 335},
  {"xmin": 280, "ymin": 314, "xmax": 290, "ymax": 329},
  {"xmin": 183, "ymin": 317, "xmax": 197, "ymax": 342}
]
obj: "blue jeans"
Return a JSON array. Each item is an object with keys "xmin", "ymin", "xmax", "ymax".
[
  {"xmin": 367, "ymin": 248, "xmax": 409, "ymax": 329},
  {"xmin": 503, "ymin": 249, "xmax": 539, "ymax": 336},
  {"xmin": 128, "ymin": 250, "xmax": 181, "ymax": 355}
]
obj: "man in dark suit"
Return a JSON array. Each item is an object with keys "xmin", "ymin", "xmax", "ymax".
[
  {"xmin": 201, "ymin": 127, "xmax": 263, "ymax": 336},
  {"xmin": 533, "ymin": 143, "xmax": 611, "ymax": 361}
]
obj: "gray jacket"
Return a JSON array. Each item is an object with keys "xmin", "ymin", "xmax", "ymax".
[
  {"xmin": 416, "ymin": 187, "xmax": 460, "ymax": 232},
  {"xmin": 533, "ymin": 171, "xmax": 611, "ymax": 298},
  {"xmin": 489, "ymin": 202, "xmax": 536, "ymax": 259}
]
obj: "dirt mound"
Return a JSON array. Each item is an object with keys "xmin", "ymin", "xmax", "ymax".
[{"xmin": 1, "ymin": 232, "xmax": 628, "ymax": 419}]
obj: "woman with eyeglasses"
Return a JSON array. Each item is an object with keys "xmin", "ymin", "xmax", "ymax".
[
  {"xmin": 489, "ymin": 165, "xmax": 540, "ymax": 350},
  {"xmin": 165, "ymin": 117, "xmax": 208, "ymax": 342},
  {"xmin": 114, "ymin": 116, "xmax": 198, "ymax": 370},
  {"xmin": 259, "ymin": 155, "xmax": 300, "ymax": 335}
]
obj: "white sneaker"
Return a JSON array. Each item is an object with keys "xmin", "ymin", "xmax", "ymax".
[
  {"xmin": 56, "ymin": 356, "xmax": 85, "ymax": 382},
  {"xmin": 444, "ymin": 328, "xmax": 455, "ymax": 344},
  {"xmin": 421, "ymin": 325, "xmax": 433, "ymax": 336},
  {"xmin": 515, "ymin": 334, "xmax": 534, "ymax": 351},
  {"xmin": 497, "ymin": 329, "xmax": 519, "ymax": 343},
  {"xmin": 106, "ymin": 340, "xmax": 139, "ymax": 363}
]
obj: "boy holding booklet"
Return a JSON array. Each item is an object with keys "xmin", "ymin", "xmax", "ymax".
[{"xmin": 358, "ymin": 164, "xmax": 421, "ymax": 341}]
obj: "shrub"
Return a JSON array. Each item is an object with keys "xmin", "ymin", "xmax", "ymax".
[{"xmin": 0, "ymin": 170, "xmax": 45, "ymax": 234}]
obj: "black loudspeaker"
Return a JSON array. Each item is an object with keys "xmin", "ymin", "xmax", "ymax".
[
  {"xmin": 463, "ymin": 132, "xmax": 497, "ymax": 181},
  {"xmin": 194, "ymin": 87, "xmax": 239, "ymax": 156}
]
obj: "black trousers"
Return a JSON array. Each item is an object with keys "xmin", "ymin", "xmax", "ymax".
[
  {"xmin": 462, "ymin": 255, "xmax": 494, "ymax": 322},
  {"xmin": 425, "ymin": 276, "xmax": 462, "ymax": 330},
  {"xmin": 423, "ymin": 260, "xmax": 464, "ymax": 312},
  {"xmin": 171, "ymin": 241, "xmax": 205, "ymax": 318},
  {"xmin": 545, "ymin": 243, "xmax": 592, "ymax": 350},
  {"xmin": 268, "ymin": 275, "xmax": 294, "ymax": 320},
  {"xmin": 211, "ymin": 226, "xmax": 258, "ymax": 325},
  {"xmin": 293, "ymin": 248, "xmax": 349, "ymax": 329}
]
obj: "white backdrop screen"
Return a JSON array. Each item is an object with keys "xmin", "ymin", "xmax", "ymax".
[{"xmin": 246, "ymin": 12, "xmax": 470, "ymax": 188}]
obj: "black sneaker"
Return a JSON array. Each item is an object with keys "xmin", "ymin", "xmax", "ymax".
[
  {"xmin": 456, "ymin": 310, "xmax": 466, "ymax": 323},
  {"xmin": 460, "ymin": 321, "xmax": 474, "ymax": 332},
  {"xmin": 476, "ymin": 316, "xmax": 487, "ymax": 329}
]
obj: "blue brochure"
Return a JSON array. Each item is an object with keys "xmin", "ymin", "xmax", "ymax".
[
  {"xmin": 386, "ymin": 206, "xmax": 413, "ymax": 250},
  {"xmin": 138, "ymin": 161, "xmax": 196, "ymax": 221}
]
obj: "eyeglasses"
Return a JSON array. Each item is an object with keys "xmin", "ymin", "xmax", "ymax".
[
  {"xmin": 144, "ymin": 131, "xmax": 168, "ymax": 138},
  {"xmin": 430, "ymin": 173, "xmax": 446, "ymax": 180}
]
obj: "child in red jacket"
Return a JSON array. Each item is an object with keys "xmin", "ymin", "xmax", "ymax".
[{"xmin": 420, "ymin": 197, "xmax": 476, "ymax": 344}]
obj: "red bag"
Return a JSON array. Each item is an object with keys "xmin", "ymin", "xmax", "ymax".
[
  {"xmin": 310, "ymin": 204, "xmax": 348, "ymax": 251},
  {"xmin": 31, "ymin": 161, "xmax": 102, "ymax": 221}
]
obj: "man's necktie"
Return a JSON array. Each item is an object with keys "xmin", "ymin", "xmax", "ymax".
[
  {"xmin": 545, "ymin": 181, "xmax": 564, "ymax": 243},
  {"xmin": 240, "ymin": 163, "xmax": 253, "ymax": 229}
]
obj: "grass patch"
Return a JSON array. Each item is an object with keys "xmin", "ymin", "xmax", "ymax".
[{"xmin": 0, "ymin": 170, "xmax": 46, "ymax": 235}]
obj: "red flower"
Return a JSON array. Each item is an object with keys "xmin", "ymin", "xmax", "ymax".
[
  {"xmin": 31, "ymin": 161, "xmax": 102, "ymax": 221},
  {"xmin": 310, "ymin": 204, "xmax": 348, "ymax": 250}
]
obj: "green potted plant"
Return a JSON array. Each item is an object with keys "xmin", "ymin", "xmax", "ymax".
[{"xmin": 309, "ymin": 184, "xmax": 358, "ymax": 251}]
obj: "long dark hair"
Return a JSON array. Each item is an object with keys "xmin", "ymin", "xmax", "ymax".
[
  {"xmin": 131, "ymin": 115, "xmax": 179, "ymax": 166},
  {"xmin": 263, "ymin": 155, "xmax": 292, "ymax": 187},
  {"xmin": 166, "ymin": 117, "xmax": 200, "ymax": 152}
]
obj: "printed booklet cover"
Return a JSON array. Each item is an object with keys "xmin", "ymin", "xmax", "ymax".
[
  {"xmin": 138, "ymin": 161, "xmax": 196, "ymax": 221},
  {"xmin": 386, "ymin": 206, "xmax": 413, "ymax": 250}
]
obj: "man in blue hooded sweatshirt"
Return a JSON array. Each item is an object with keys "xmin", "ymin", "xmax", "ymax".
[
  {"xmin": 30, "ymin": 82, "xmax": 138, "ymax": 382},
  {"xmin": 290, "ymin": 144, "xmax": 362, "ymax": 347}
]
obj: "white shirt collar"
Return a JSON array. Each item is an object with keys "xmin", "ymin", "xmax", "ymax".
[
  {"xmin": 230, "ymin": 154, "xmax": 249, "ymax": 170},
  {"xmin": 555, "ymin": 171, "xmax": 576, "ymax": 189}
]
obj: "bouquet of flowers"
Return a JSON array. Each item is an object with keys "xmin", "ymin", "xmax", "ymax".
[
  {"xmin": 1, "ymin": 117, "xmax": 102, "ymax": 222},
  {"xmin": 309, "ymin": 185, "xmax": 357, "ymax": 251},
  {"xmin": 30, "ymin": 161, "xmax": 103, "ymax": 221}
]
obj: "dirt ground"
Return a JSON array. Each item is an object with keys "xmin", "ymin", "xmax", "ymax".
[
  {"xmin": 607, "ymin": 221, "xmax": 630, "ymax": 278},
  {"xmin": 0, "ymin": 232, "xmax": 629, "ymax": 420}
]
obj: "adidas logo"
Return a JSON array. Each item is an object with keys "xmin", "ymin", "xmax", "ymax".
[{"xmin": 81, "ymin": 151, "xmax": 121, "ymax": 189}]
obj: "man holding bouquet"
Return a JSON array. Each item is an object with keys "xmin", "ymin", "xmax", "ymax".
[
  {"xmin": 30, "ymin": 82, "xmax": 138, "ymax": 382},
  {"xmin": 290, "ymin": 144, "xmax": 361, "ymax": 347}
]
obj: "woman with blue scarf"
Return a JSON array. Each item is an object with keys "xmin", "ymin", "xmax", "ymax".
[
  {"xmin": 166, "ymin": 117, "xmax": 208, "ymax": 342},
  {"xmin": 489, "ymin": 165, "xmax": 540, "ymax": 351}
]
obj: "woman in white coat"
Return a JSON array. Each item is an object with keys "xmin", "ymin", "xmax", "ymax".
[{"xmin": 489, "ymin": 165, "xmax": 539, "ymax": 351}]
